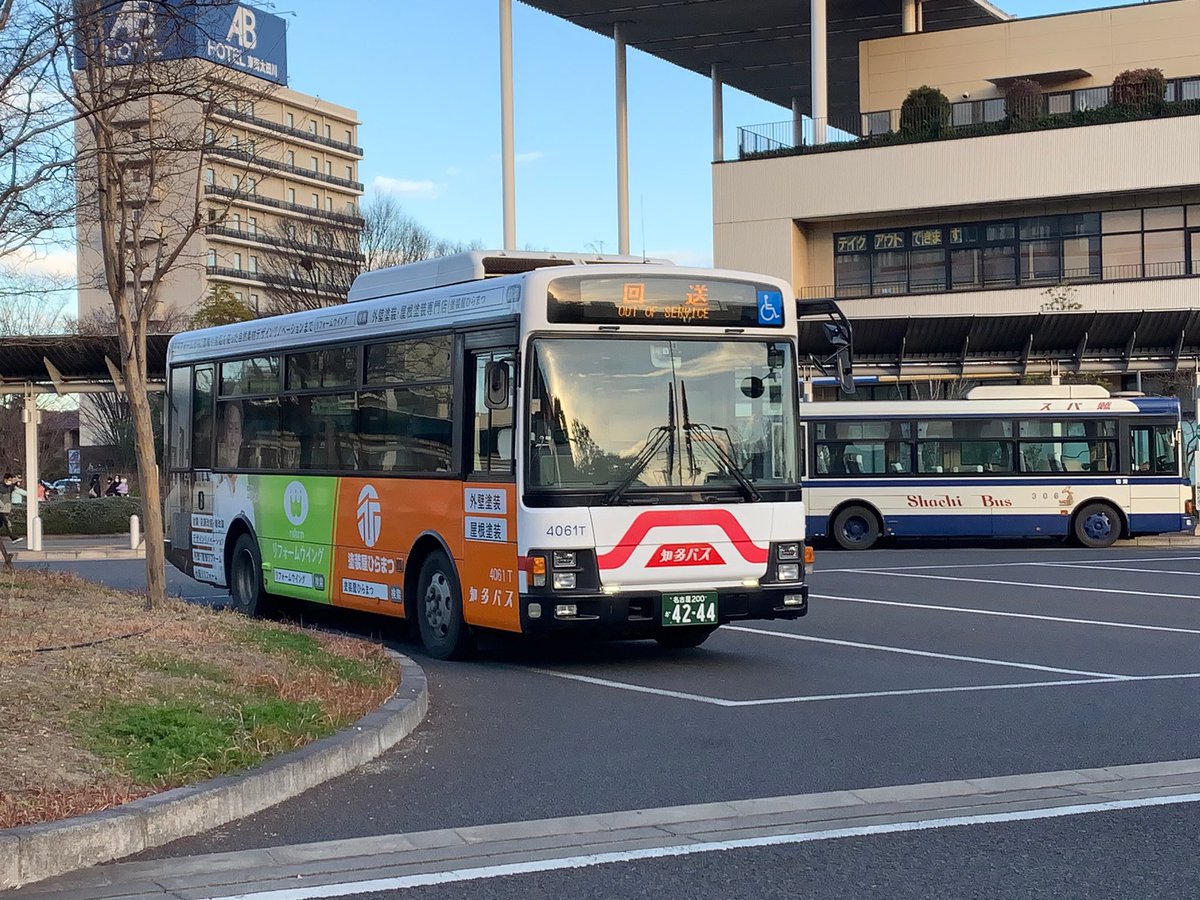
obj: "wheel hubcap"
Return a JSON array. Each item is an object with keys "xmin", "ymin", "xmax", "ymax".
[
  {"xmin": 424, "ymin": 571, "xmax": 452, "ymax": 638},
  {"xmin": 1084, "ymin": 512, "xmax": 1112, "ymax": 540},
  {"xmin": 844, "ymin": 517, "xmax": 868, "ymax": 542}
]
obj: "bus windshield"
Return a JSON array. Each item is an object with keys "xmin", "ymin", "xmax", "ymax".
[{"xmin": 526, "ymin": 337, "xmax": 798, "ymax": 494}]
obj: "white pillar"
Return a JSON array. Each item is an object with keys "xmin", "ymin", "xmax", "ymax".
[
  {"xmin": 792, "ymin": 96, "xmax": 804, "ymax": 147},
  {"xmin": 499, "ymin": 0, "xmax": 516, "ymax": 250},
  {"xmin": 811, "ymin": 0, "xmax": 828, "ymax": 145},
  {"xmin": 615, "ymin": 24, "xmax": 630, "ymax": 256},
  {"xmin": 711, "ymin": 63, "xmax": 724, "ymax": 162},
  {"xmin": 130, "ymin": 514, "xmax": 141, "ymax": 550},
  {"xmin": 22, "ymin": 393, "xmax": 40, "ymax": 548},
  {"xmin": 902, "ymin": 0, "xmax": 917, "ymax": 33}
]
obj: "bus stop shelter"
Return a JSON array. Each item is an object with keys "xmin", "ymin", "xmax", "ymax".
[{"xmin": 0, "ymin": 334, "xmax": 170, "ymax": 552}]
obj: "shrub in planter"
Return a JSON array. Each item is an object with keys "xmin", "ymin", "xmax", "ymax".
[
  {"xmin": 1005, "ymin": 79, "xmax": 1043, "ymax": 125},
  {"xmin": 8, "ymin": 497, "xmax": 142, "ymax": 537},
  {"xmin": 900, "ymin": 85, "xmax": 951, "ymax": 137},
  {"xmin": 1112, "ymin": 68, "xmax": 1166, "ymax": 115}
]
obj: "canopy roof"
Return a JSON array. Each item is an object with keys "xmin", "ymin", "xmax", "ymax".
[
  {"xmin": 0, "ymin": 335, "xmax": 171, "ymax": 393},
  {"xmin": 522, "ymin": 0, "xmax": 1008, "ymax": 120}
]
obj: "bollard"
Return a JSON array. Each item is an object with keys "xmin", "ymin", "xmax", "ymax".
[
  {"xmin": 31, "ymin": 516, "xmax": 42, "ymax": 552},
  {"xmin": 130, "ymin": 514, "xmax": 140, "ymax": 550}
]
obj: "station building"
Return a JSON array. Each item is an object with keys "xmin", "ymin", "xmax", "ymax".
[
  {"xmin": 75, "ymin": 1, "xmax": 364, "ymax": 326},
  {"xmin": 528, "ymin": 0, "xmax": 1200, "ymax": 405}
]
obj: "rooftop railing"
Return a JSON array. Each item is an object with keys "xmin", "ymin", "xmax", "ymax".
[
  {"xmin": 738, "ymin": 75, "xmax": 1200, "ymax": 159},
  {"xmin": 203, "ymin": 185, "xmax": 366, "ymax": 228}
]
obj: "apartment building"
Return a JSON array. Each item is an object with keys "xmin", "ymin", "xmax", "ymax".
[{"xmin": 76, "ymin": 1, "xmax": 364, "ymax": 325}]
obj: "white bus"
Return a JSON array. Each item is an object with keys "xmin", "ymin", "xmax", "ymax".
[
  {"xmin": 800, "ymin": 385, "xmax": 1196, "ymax": 550},
  {"xmin": 164, "ymin": 251, "xmax": 815, "ymax": 658}
]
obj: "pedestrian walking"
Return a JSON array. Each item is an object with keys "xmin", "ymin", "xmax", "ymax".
[{"xmin": 0, "ymin": 473, "xmax": 20, "ymax": 571}]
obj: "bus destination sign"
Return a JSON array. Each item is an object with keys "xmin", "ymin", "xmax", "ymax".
[{"xmin": 547, "ymin": 276, "xmax": 784, "ymax": 328}]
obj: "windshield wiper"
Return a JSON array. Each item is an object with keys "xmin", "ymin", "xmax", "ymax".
[
  {"xmin": 603, "ymin": 424, "xmax": 673, "ymax": 506},
  {"xmin": 679, "ymin": 380, "xmax": 760, "ymax": 502}
]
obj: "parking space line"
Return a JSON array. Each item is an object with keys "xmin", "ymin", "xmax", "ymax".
[
  {"xmin": 819, "ymin": 555, "xmax": 1200, "ymax": 575},
  {"xmin": 813, "ymin": 593, "xmax": 1200, "ymax": 636},
  {"xmin": 724, "ymin": 626, "xmax": 1130, "ymax": 679},
  {"xmin": 528, "ymin": 669, "xmax": 735, "ymax": 706},
  {"xmin": 832, "ymin": 570, "xmax": 1200, "ymax": 599},
  {"xmin": 1028, "ymin": 563, "xmax": 1200, "ymax": 577}
]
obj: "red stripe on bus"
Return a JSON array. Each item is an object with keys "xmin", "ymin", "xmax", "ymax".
[{"xmin": 596, "ymin": 509, "xmax": 768, "ymax": 569}]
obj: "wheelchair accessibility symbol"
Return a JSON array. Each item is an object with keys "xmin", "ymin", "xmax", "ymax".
[{"xmin": 757, "ymin": 289, "xmax": 783, "ymax": 325}]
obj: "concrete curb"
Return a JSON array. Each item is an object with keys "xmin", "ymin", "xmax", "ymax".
[
  {"xmin": 1116, "ymin": 533, "xmax": 1200, "ymax": 547},
  {"xmin": 0, "ymin": 650, "xmax": 428, "ymax": 891}
]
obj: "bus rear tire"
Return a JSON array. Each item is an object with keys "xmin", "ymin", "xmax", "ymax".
[
  {"xmin": 832, "ymin": 505, "xmax": 880, "ymax": 551},
  {"xmin": 1073, "ymin": 502, "xmax": 1121, "ymax": 549},
  {"xmin": 416, "ymin": 551, "xmax": 475, "ymax": 660},
  {"xmin": 229, "ymin": 533, "xmax": 270, "ymax": 617},
  {"xmin": 655, "ymin": 626, "xmax": 717, "ymax": 649}
]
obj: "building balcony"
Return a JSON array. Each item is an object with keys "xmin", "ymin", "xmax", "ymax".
[
  {"xmin": 737, "ymin": 77, "xmax": 1200, "ymax": 160},
  {"xmin": 204, "ymin": 224, "xmax": 365, "ymax": 264},
  {"xmin": 212, "ymin": 106, "xmax": 363, "ymax": 157},
  {"xmin": 205, "ymin": 145, "xmax": 364, "ymax": 193},
  {"xmin": 203, "ymin": 185, "xmax": 365, "ymax": 228},
  {"xmin": 206, "ymin": 265, "xmax": 347, "ymax": 297}
]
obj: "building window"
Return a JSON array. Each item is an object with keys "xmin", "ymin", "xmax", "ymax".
[
  {"xmin": 235, "ymin": 291, "xmax": 243, "ymax": 303},
  {"xmin": 325, "ymin": 197, "xmax": 333, "ymax": 211},
  {"xmin": 308, "ymin": 121, "xmax": 317, "ymax": 135},
  {"xmin": 234, "ymin": 253, "xmax": 242, "ymax": 270},
  {"xmin": 248, "ymin": 216, "xmax": 257, "ymax": 236},
  {"xmin": 325, "ymin": 161, "xmax": 332, "ymax": 176},
  {"xmin": 287, "ymin": 112, "xmax": 294, "ymax": 127},
  {"xmin": 287, "ymin": 150, "xmax": 295, "ymax": 166},
  {"xmin": 345, "ymin": 129, "xmax": 352, "ymax": 144},
  {"xmin": 288, "ymin": 188, "xmax": 296, "ymax": 204},
  {"xmin": 205, "ymin": 168, "xmax": 215, "ymax": 185},
  {"xmin": 250, "ymin": 293, "xmax": 260, "ymax": 312},
  {"xmin": 345, "ymin": 165, "xmax": 353, "ymax": 180},
  {"xmin": 311, "ymin": 193, "xmax": 319, "ymax": 208},
  {"xmin": 204, "ymin": 127, "xmax": 215, "ymax": 144},
  {"xmin": 229, "ymin": 135, "xmax": 239, "ymax": 149},
  {"xmin": 230, "ymin": 213, "xmax": 240, "ymax": 231},
  {"xmin": 245, "ymin": 176, "xmax": 255, "ymax": 195},
  {"xmin": 207, "ymin": 249, "xmax": 217, "ymax": 267},
  {"xmin": 311, "ymin": 156, "xmax": 319, "ymax": 172},
  {"xmin": 324, "ymin": 124, "xmax": 331, "ymax": 139},
  {"xmin": 249, "ymin": 255, "xmax": 258, "ymax": 273}
]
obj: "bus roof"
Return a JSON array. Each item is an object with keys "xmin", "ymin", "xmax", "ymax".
[
  {"xmin": 799, "ymin": 396, "xmax": 1181, "ymax": 418},
  {"xmin": 347, "ymin": 250, "xmax": 674, "ymax": 302}
]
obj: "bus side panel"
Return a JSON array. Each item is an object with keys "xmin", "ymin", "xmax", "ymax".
[
  {"xmin": 329, "ymin": 478, "xmax": 457, "ymax": 616},
  {"xmin": 457, "ymin": 484, "xmax": 520, "ymax": 633},
  {"xmin": 241, "ymin": 475, "xmax": 338, "ymax": 604}
]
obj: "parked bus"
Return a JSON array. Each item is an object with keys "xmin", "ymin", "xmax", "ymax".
[
  {"xmin": 164, "ymin": 251, "xmax": 816, "ymax": 658},
  {"xmin": 801, "ymin": 385, "xmax": 1196, "ymax": 550}
]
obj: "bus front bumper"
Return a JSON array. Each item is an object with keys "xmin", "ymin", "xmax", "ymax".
[{"xmin": 519, "ymin": 584, "xmax": 808, "ymax": 636}]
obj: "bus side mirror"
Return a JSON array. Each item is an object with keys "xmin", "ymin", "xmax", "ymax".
[
  {"xmin": 485, "ymin": 361, "xmax": 510, "ymax": 410},
  {"xmin": 836, "ymin": 346, "xmax": 855, "ymax": 395}
]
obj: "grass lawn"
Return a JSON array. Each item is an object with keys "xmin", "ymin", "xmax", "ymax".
[{"xmin": 0, "ymin": 570, "xmax": 400, "ymax": 828}]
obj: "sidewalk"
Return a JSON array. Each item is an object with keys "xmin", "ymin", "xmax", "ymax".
[{"xmin": 9, "ymin": 534, "xmax": 145, "ymax": 561}]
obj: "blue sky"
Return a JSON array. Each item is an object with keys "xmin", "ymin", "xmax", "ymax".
[{"xmin": 276, "ymin": 0, "xmax": 1143, "ymax": 268}]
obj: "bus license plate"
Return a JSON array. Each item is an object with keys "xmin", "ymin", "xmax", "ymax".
[{"xmin": 661, "ymin": 591, "xmax": 718, "ymax": 627}]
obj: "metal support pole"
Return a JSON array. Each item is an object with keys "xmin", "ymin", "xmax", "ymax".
[
  {"xmin": 902, "ymin": 0, "xmax": 917, "ymax": 33},
  {"xmin": 615, "ymin": 23, "xmax": 630, "ymax": 256},
  {"xmin": 811, "ymin": 0, "xmax": 828, "ymax": 145},
  {"xmin": 499, "ymin": 0, "xmax": 516, "ymax": 250},
  {"xmin": 711, "ymin": 63, "xmax": 724, "ymax": 162},
  {"xmin": 792, "ymin": 97, "xmax": 804, "ymax": 148},
  {"xmin": 22, "ymin": 392, "xmax": 40, "ymax": 551}
]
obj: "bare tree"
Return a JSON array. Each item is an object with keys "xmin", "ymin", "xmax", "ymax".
[
  {"xmin": 2, "ymin": 1, "xmax": 279, "ymax": 607},
  {"xmin": 261, "ymin": 193, "xmax": 477, "ymax": 314}
]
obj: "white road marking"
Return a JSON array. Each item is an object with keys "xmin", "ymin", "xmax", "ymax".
[
  {"xmin": 819, "ymin": 554, "xmax": 1200, "ymax": 574},
  {"xmin": 724, "ymin": 625, "xmax": 1130, "ymax": 679},
  {"xmin": 204, "ymin": 790, "xmax": 1200, "ymax": 899},
  {"xmin": 1028, "ymin": 562, "xmax": 1200, "ymax": 577},
  {"xmin": 813, "ymin": 593, "xmax": 1200, "ymax": 637},
  {"xmin": 831, "ymin": 570, "xmax": 1200, "ymax": 599}
]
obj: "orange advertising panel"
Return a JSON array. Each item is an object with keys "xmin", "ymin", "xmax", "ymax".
[{"xmin": 329, "ymin": 478, "xmax": 519, "ymax": 633}]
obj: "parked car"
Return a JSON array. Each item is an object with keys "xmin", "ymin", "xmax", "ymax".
[{"xmin": 51, "ymin": 477, "xmax": 81, "ymax": 496}]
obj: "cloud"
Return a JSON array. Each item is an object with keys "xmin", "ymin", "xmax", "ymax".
[
  {"xmin": 515, "ymin": 151, "xmax": 546, "ymax": 165},
  {"xmin": 3, "ymin": 246, "xmax": 76, "ymax": 280},
  {"xmin": 444, "ymin": 165, "xmax": 461, "ymax": 177},
  {"xmin": 371, "ymin": 176, "xmax": 440, "ymax": 197}
]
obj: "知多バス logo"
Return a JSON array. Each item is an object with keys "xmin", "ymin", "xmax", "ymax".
[
  {"xmin": 283, "ymin": 481, "xmax": 309, "ymax": 527},
  {"xmin": 357, "ymin": 485, "xmax": 382, "ymax": 548}
]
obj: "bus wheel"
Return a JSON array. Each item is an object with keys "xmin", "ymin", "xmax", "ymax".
[
  {"xmin": 229, "ymin": 533, "xmax": 267, "ymax": 617},
  {"xmin": 1074, "ymin": 502, "xmax": 1121, "ymax": 549},
  {"xmin": 832, "ymin": 505, "xmax": 880, "ymax": 551},
  {"xmin": 655, "ymin": 626, "xmax": 717, "ymax": 649},
  {"xmin": 416, "ymin": 551, "xmax": 475, "ymax": 660}
]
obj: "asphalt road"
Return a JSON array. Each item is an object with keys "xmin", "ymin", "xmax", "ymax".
[{"xmin": 19, "ymin": 542, "xmax": 1200, "ymax": 898}]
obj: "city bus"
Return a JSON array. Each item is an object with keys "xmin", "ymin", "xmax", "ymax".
[
  {"xmin": 163, "ymin": 251, "xmax": 816, "ymax": 658},
  {"xmin": 800, "ymin": 384, "xmax": 1196, "ymax": 550}
]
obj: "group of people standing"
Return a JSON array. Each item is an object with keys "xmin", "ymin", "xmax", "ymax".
[{"xmin": 86, "ymin": 473, "xmax": 129, "ymax": 498}]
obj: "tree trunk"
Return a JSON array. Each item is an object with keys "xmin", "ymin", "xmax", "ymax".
[{"xmin": 122, "ymin": 345, "xmax": 167, "ymax": 610}]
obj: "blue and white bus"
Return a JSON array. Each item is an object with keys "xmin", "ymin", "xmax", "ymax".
[{"xmin": 801, "ymin": 385, "xmax": 1195, "ymax": 549}]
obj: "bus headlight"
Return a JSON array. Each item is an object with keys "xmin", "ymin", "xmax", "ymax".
[
  {"xmin": 553, "ymin": 550, "xmax": 577, "ymax": 568},
  {"xmin": 776, "ymin": 542, "xmax": 801, "ymax": 561},
  {"xmin": 553, "ymin": 572, "xmax": 577, "ymax": 590},
  {"xmin": 777, "ymin": 563, "xmax": 801, "ymax": 582}
]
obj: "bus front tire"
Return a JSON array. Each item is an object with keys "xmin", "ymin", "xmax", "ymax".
[
  {"xmin": 416, "ymin": 551, "xmax": 475, "ymax": 660},
  {"xmin": 229, "ymin": 533, "xmax": 268, "ymax": 617},
  {"xmin": 1073, "ymin": 502, "xmax": 1121, "ymax": 549},
  {"xmin": 655, "ymin": 626, "xmax": 717, "ymax": 649},
  {"xmin": 832, "ymin": 505, "xmax": 880, "ymax": 551}
]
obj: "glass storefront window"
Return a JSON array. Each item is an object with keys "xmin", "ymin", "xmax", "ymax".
[
  {"xmin": 1144, "ymin": 230, "xmax": 1185, "ymax": 277},
  {"xmin": 908, "ymin": 248, "xmax": 947, "ymax": 291},
  {"xmin": 1062, "ymin": 236, "xmax": 1100, "ymax": 280},
  {"xmin": 834, "ymin": 253, "xmax": 871, "ymax": 297},
  {"xmin": 951, "ymin": 248, "xmax": 982, "ymax": 289},
  {"xmin": 1020, "ymin": 240, "xmax": 1060, "ymax": 282},
  {"xmin": 982, "ymin": 246, "xmax": 1017, "ymax": 286},
  {"xmin": 1102, "ymin": 233, "xmax": 1142, "ymax": 278},
  {"xmin": 871, "ymin": 251, "xmax": 907, "ymax": 295}
]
